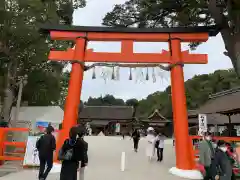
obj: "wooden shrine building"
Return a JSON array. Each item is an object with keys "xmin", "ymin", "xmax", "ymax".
[
  {"xmin": 78, "ymin": 106, "xmax": 134, "ymax": 135},
  {"xmin": 188, "ymin": 87, "xmax": 240, "ymax": 136},
  {"xmin": 139, "ymin": 109, "xmax": 171, "ymax": 135}
]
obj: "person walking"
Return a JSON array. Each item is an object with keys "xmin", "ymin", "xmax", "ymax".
[
  {"xmin": 146, "ymin": 127, "xmax": 155, "ymax": 161},
  {"xmin": 122, "ymin": 132, "xmax": 125, "ymax": 140},
  {"xmin": 77, "ymin": 127, "xmax": 88, "ymax": 180},
  {"xmin": 59, "ymin": 127, "xmax": 87, "ymax": 180},
  {"xmin": 172, "ymin": 134, "xmax": 175, "ymax": 146},
  {"xmin": 36, "ymin": 125, "xmax": 56, "ymax": 180},
  {"xmin": 211, "ymin": 140, "xmax": 233, "ymax": 180},
  {"xmin": 155, "ymin": 132, "xmax": 165, "ymax": 162},
  {"xmin": 199, "ymin": 132, "xmax": 215, "ymax": 180},
  {"xmin": 132, "ymin": 129, "xmax": 140, "ymax": 152}
]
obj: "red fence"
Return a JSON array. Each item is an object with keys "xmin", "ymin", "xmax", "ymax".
[
  {"xmin": 0, "ymin": 127, "xmax": 60, "ymax": 165},
  {"xmin": 190, "ymin": 135, "xmax": 240, "ymax": 158},
  {"xmin": 0, "ymin": 127, "xmax": 29, "ymax": 163}
]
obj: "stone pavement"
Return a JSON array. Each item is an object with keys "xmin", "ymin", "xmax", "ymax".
[{"xmin": 0, "ymin": 136, "xmax": 189, "ymax": 180}]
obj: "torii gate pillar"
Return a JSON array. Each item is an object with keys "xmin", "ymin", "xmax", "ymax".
[
  {"xmin": 57, "ymin": 38, "xmax": 85, "ymax": 152},
  {"xmin": 169, "ymin": 39, "xmax": 196, "ymax": 175}
]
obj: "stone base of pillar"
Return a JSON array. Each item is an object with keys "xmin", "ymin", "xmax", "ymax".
[{"xmin": 169, "ymin": 167, "xmax": 203, "ymax": 179}]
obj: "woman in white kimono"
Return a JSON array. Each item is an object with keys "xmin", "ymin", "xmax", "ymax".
[{"xmin": 146, "ymin": 127, "xmax": 156, "ymax": 161}]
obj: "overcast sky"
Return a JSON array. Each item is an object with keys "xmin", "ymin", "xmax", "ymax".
[{"xmin": 71, "ymin": 0, "xmax": 233, "ymax": 101}]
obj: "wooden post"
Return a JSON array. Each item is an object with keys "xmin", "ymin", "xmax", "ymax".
[
  {"xmin": 56, "ymin": 37, "xmax": 85, "ymax": 154},
  {"xmin": 0, "ymin": 128, "xmax": 5, "ymax": 165},
  {"xmin": 170, "ymin": 39, "xmax": 195, "ymax": 170}
]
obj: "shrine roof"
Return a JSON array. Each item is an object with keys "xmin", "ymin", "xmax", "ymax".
[
  {"xmin": 188, "ymin": 113, "xmax": 240, "ymax": 125},
  {"xmin": 138, "ymin": 109, "xmax": 170, "ymax": 123},
  {"xmin": 197, "ymin": 87, "xmax": 240, "ymax": 115},
  {"xmin": 79, "ymin": 105, "xmax": 134, "ymax": 120},
  {"xmin": 148, "ymin": 109, "xmax": 168, "ymax": 120},
  {"xmin": 40, "ymin": 24, "xmax": 220, "ymax": 36}
]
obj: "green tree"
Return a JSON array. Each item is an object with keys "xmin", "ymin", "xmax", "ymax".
[
  {"xmin": 126, "ymin": 98, "xmax": 139, "ymax": 107},
  {"xmin": 103, "ymin": 0, "xmax": 240, "ymax": 75},
  {"xmin": 126, "ymin": 98, "xmax": 139, "ymax": 118},
  {"xmin": 85, "ymin": 95, "xmax": 125, "ymax": 106},
  {"xmin": 135, "ymin": 68, "xmax": 240, "ymax": 118},
  {"xmin": 57, "ymin": 72, "xmax": 70, "ymax": 109},
  {"xmin": 66, "ymin": 68, "xmax": 240, "ymax": 119},
  {"xmin": 0, "ymin": 0, "xmax": 86, "ymax": 123}
]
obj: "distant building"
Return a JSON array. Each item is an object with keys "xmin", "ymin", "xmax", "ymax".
[
  {"xmin": 9, "ymin": 106, "xmax": 63, "ymax": 141},
  {"xmin": 78, "ymin": 106, "xmax": 134, "ymax": 135},
  {"xmin": 10, "ymin": 106, "xmax": 63, "ymax": 129},
  {"xmin": 138, "ymin": 109, "xmax": 172, "ymax": 136},
  {"xmin": 188, "ymin": 87, "xmax": 240, "ymax": 136}
]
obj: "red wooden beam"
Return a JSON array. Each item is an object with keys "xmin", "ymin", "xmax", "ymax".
[
  {"xmin": 170, "ymin": 33, "xmax": 208, "ymax": 42},
  {"xmin": 50, "ymin": 31, "xmax": 209, "ymax": 42},
  {"xmin": 48, "ymin": 49, "xmax": 207, "ymax": 64},
  {"xmin": 49, "ymin": 48, "xmax": 74, "ymax": 61},
  {"xmin": 161, "ymin": 50, "xmax": 208, "ymax": 64}
]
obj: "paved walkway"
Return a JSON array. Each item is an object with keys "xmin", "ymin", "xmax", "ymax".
[{"xmin": 0, "ymin": 136, "xmax": 189, "ymax": 180}]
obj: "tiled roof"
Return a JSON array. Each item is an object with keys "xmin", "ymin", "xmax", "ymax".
[
  {"xmin": 197, "ymin": 87, "xmax": 240, "ymax": 114},
  {"xmin": 79, "ymin": 106, "xmax": 134, "ymax": 120}
]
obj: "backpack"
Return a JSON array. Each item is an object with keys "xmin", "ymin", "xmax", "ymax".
[{"xmin": 57, "ymin": 139, "xmax": 75, "ymax": 161}]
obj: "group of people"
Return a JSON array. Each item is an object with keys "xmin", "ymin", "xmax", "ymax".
[
  {"xmin": 130, "ymin": 127, "xmax": 165, "ymax": 162},
  {"xmin": 146, "ymin": 127, "xmax": 165, "ymax": 162},
  {"xmin": 36, "ymin": 125, "xmax": 88, "ymax": 180},
  {"xmin": 199, "ymin": 132, "xmax": 236, "ymax": 180},
  {"xmin": 37, "ymin": 125, "xmax": 237, "ymax": 180}
]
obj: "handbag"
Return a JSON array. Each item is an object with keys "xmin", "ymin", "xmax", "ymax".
[{"xmin": 58, "ymin": 140, "xmax": 74, "ymax": 161}]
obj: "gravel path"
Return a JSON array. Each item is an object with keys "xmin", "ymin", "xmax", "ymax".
[{"xmin": 0, "ymin": 136, "xmax": 188, "ymax": 180}]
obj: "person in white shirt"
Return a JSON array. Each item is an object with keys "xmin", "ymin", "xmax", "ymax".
[
  {"xmin": 155, "ymin": 132, "xmax": 165, "ymax": 162},
  {"xmin": 146, "ymin": 127, "xmax": 156, "ymax": 161}
]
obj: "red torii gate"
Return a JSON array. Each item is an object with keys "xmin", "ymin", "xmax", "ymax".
[{"xmin": 41, "ymin": 25, "xmax": 218, "ymax": 177}]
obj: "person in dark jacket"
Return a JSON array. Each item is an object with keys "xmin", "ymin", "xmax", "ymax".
[
  {"xmin": 211, "ymin": 140, "xmax": 233, "ymax": 180},
  {"xmin": 132, "ymin": 129, "xmax": 140, "ymax": 152},
  {"xmin": 60, "ymin": 126, "xmax": 88, "ymax": 180},
  {"xmin": 77, "ymin": 126, "xmax": 88, "ymax": 180},
  {"xmin": 36, "ymin": 125, "xmax": 56, "ymax": 180}
]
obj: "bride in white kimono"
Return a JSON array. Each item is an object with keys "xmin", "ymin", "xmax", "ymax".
[{"xmin": 146, "ymin": 127, "xmax": 156, "ymax": 161}]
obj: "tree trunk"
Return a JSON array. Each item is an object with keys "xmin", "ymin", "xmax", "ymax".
[
  {"xmin": 208, "ymin": 0, "xmax": 240, "ymax": 76},
  {"xmin": 1, "ymin": 65, "xmax": 14, "ymax": 124},
  {"xmin": 220, "ymin": 29, "xmax": 240, "ymax": 76}
]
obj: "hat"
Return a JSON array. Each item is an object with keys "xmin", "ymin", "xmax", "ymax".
[{"xmin": 147, "ymin": 127, "xmax": 154, "ymax": 131}]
